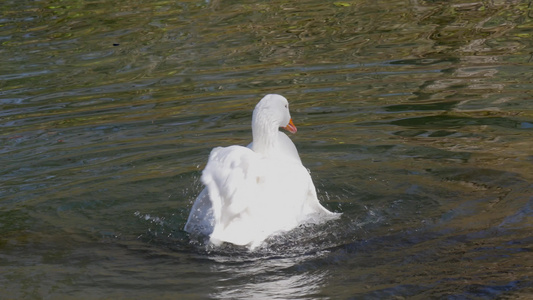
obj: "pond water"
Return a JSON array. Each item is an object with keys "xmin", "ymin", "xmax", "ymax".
[{"xmin": 1, "ymin": 0, "xmax": 533, "ymax": 298}]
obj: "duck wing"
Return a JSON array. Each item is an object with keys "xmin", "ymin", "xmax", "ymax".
[{"xmin": 200, "ymin": 145, "xmax": 266, "ymax": 246}]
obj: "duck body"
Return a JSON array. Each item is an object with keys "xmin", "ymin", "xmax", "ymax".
[{"xmin": 184, "ymin": 94, "xmax": 339, "ymax": 249}]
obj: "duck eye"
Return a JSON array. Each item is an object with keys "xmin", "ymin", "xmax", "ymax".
[{"xmin": 285, "ymin": 104, "xmax": 288, "ymax": 108}]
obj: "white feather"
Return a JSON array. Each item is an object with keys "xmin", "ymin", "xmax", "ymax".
[{"xmin": 184, "ymin": 94, "xmax": 340, "ymax": 250}]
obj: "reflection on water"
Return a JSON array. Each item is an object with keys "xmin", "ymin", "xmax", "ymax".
[
  {"xmin": 1, "ymin": 0, "xmax": 533, "ymax": 298},
  {"xmin": 210, "ymin": 254, "xmax": 329, "ymax": 299}
]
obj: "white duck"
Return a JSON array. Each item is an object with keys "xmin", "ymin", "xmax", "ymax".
[{"xmin": 184, "ymin": 94, "xmax": 340, "ymax": 249}]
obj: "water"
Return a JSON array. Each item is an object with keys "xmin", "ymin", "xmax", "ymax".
[{"xmin": 1, "ymin": 0, "xmax": 533, "ymax": 298}]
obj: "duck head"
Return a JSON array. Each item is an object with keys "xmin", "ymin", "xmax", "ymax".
[{"xmin": 253, "ymin": 94, "xmax": 297, "ymax": 134}]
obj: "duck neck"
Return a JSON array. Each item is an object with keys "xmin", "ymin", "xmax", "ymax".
[{"xmin": 251, "ymin": 113, "xmax": 278, "ymax": 156}]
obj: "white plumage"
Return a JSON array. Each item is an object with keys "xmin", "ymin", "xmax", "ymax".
[{"xmin": 184, "ymin": 94, "xmax": 340, "ymax": 249}]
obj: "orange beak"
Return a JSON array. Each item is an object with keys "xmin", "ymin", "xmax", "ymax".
[{"xmin": 283, "ymin": 119, "xmax": 297, "ymax": 134}]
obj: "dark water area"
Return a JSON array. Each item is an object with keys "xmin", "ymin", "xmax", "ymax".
[{"xmin": 1, "ymin": 0, "xmax": 533, "ymax": 298}]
